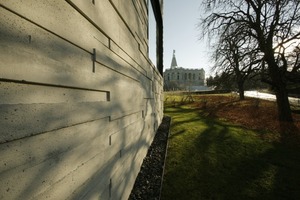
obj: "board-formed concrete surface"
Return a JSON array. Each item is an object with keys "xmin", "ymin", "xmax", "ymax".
[{"xmin": 0, "ymin": 1, "xmax": 163, "ymax": 199}]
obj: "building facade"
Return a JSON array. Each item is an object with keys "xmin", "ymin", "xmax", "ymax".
[
  {"xmin": 0, "ymin": 1, "xmax": 163, "ymax": 199},
  {"xmin": 164, "ymin": 50, "xmax": 205, "ymax": 91}
]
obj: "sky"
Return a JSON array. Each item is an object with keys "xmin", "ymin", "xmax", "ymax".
[{"xmin": 162, "ymin": 0, "xmax": 213, "ymax": 77}]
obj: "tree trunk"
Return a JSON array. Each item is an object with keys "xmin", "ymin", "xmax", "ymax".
[
  {"xmin": 268, "ymin": 64, "xmax": 293, "ymax": 122},
  {"xmin": 264, "ymin": 49, "xmax": 293, "ymax": 122},
  {"xmin": 237, "ymin": 81, "xmax": 245, "ymax": 100},
  {"xmin": 275, "ymin": 85, "xmax": 293, "ymax": 122}
]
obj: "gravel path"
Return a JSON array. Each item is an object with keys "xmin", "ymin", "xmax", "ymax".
[{"xmin": 129, "ymin": 116, "xmax": 171, "ymax": 200}]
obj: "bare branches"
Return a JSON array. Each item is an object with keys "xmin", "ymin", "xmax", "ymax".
[
  {"xmin": 199, "ymin": 0, "xmax": 300, "ymax": 75},
  {"xmin": 199, "ymin": 0, "xmax": 300, "ymax": 120}
]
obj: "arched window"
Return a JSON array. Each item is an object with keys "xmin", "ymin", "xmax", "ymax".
[
  {"xmin": 193, "ymin": 74, "xmax": 195, "ymax": 80},
  {"xmin": 188, "ymin": 73, "xmax": 191, "ymax": 80},
  {"xmin": 177, "ymin": 73, "xmax": 180, "ymax": 80}
]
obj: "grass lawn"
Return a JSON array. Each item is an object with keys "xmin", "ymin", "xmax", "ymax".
[{"xmin": 161, "ymin": 93, "xmax": 300, "ymax": 200}]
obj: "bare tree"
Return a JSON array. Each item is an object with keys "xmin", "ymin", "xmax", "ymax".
[
  {"xmin": 200, "ymin": 0, "xmax": 300, "ymax": 121},
  {"xmin": 286, "ymin": 44, "xmax": 300, "ymax": 81},
  {"xmin": 290, "ymin": 45, "xmax": 300, "ymax": 73},
  {"xmin": 213, "ymin": 27, "xmax": 261, "ymax": 100}
]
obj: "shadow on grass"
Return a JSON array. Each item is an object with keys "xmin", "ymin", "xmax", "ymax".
[{"xmin": 162, "ymin": 105, "xmax": 300, "ymax": 200}]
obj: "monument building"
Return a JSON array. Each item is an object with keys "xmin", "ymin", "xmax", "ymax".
[{"xmin": 164, "ymin": 50, "xmax": 205, "ymax": 91}]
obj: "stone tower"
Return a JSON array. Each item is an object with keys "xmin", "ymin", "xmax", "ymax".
[{"xmin": 170, "ymin": 50, "xmax": 178, "ymax": 69}]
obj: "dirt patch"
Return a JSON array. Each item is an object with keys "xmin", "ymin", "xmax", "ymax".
[{"xmin": 193, "ymin": 95, "xmax": 300, "ymax": 143}]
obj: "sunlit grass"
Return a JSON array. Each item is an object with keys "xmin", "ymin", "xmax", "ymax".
[{"xmin": 161, "ymin": 94, "xmax": 300, "ymax": 200}]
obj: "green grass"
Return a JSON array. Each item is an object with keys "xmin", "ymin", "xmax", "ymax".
[{"xmin": 161, "ymin": 96, "xmax": 300, "ymax": 200}]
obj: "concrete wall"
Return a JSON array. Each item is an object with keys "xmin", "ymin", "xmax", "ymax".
[{"xmin": 0, "ymin": 0, "xmax": 163, "ymax": 199}]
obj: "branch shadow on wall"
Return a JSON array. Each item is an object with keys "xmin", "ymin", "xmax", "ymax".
[{"xmin": 0, "ymin": 9, "xmax": 159, "ymax": 200}]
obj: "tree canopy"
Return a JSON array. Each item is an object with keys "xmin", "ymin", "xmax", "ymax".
[{"xmin": 200, "ymin": 0, "xmax": 300, "ymax": 121}]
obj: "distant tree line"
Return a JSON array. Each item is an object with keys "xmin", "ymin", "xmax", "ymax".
[{"xmin": 206, "ymin": 71, "xmax": 269, "ymax": 92}]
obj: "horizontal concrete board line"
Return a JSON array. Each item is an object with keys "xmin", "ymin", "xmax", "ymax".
[
  {"xmin": 65, "ymin": 0, "xmax": 149, "ymax": 77},
  {"xmin": 1, "ymin": 5, "xmax": 91, "ymax": 55},
  {"xmin": 109, "ymin": 110, "xmax": 142, "ymax": 122},
  {"xmin": 0, "ymin": 113, "xmax": 146, "ymax": 174},
  {"xmin": 0, "ymin": 122, "xmax": 111, "ymax": 199},
  {"xmin": 109, "ymin": 119, "xmax": 145, "ymax": 151},
  {"xmin": 0, "ymin": 117, "xmax": 110, "ymax": 145},
  {"xmin": 0, "ymin": 117, "xmax": 147, "ymax": 199},
  {"xmin": 0, "ymin": 79, "xmax": 110, "ymax": 104},
  {"xmin": 34, "ymin": 123, "xmax": 148, "ymax": 200},
  {"xmin": 0, "ymin": 102, "xmax": 112, "ymax": 144},
  {"xmin": 0, "ymin": 79, "xmax": 109, "ymax": 95},
  {"xmin": 98, "ymin": 144, "xmax": 149, "ymax": 199},
  {"xmin": 65, "ymin": 0, "xmax": 111, "ymax": 43},
  {"xmin": 0, "ymin": 102, "xmax": 146, "ymax": 144},
  {"xmin": 0, "ymin": 5, "xmax": 148, "ymax": 82},
  {"xmin": 107, "ymin": 0, "xmax": 136, "ymax": 41},
  {"xmin": 69, "ymin": 117, "xmax": 149, "ymax": 199},
  {"xmin": 94, "ymin": 59, "xmax": 140, "ymax": 83},
  {"xmin": 110, "ymin": 39, "xmax": 147, "ymax": 76},
  {"xmin": 110, "ymin": 132, "xmax": 155, "ymax": 200},
  {"xmin": 131, "ymin": 0, "xmax": 147, "ymax": 28}
]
